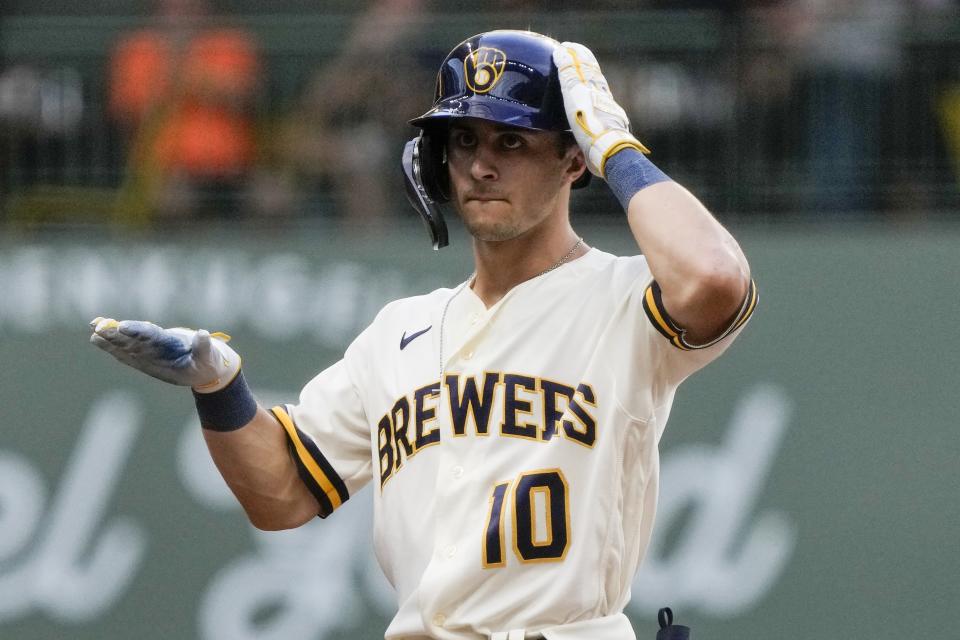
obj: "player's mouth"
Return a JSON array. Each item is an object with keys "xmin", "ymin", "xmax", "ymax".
[{"xmin": 465, "ymin": 193, "xmax": 507, "ymax": 203}]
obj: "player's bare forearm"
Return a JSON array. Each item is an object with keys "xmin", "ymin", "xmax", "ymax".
[
  {"xmin": 202, "ymin": 405, "xmax": 321, "ymax": 530},
  {"xmin": 626, "ymin": 180, "xmax": 750, "ymax": 344}
]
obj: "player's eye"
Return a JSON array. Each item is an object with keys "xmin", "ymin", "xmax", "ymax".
[
  {"xmin": 451, "ymin": 130, "xmax": 477, "ymax": 148},
  {"xmin": 500, "ymin": 133, "xmax": 524, "ymax": 150}
]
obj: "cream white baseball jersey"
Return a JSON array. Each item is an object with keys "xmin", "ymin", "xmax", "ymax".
[{"xmin": 270, "ymin": 248, "xmax": 757, "ymax": 640}]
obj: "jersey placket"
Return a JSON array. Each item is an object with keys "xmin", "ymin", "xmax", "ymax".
[{"xmin": 422, "ymin": 289, "xmax": 497, "ymax": 636}]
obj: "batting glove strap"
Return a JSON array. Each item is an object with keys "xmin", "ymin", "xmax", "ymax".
[
  {"xmin": 553, "ymin": 41, "xmax": 650, "ymax": 178},
  {"xmin": 193, "ymin": 370, "xmax": 258, "ymax": 432}
]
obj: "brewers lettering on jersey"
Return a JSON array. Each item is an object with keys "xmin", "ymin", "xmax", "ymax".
[{"xmin": 91, "ymin": 30, "xmax": 757, "ymax": 640}]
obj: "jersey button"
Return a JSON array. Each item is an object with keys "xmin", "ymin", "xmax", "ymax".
[
  {"xmin": 445, "ymin": 544, "xmax": 457, "ymax": 558},
  {"xmin": 463, "ymin": 349, "xmax": 475, "ymax": 360},
  {"xmin": 451, "ymin": 465, "xmax": 464, "ymax": 479},
  {"xmin": 433, "ymin": 613, "xmax": 446, "ymax": 627}
]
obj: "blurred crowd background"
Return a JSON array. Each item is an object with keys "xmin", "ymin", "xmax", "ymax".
[
  {"xmin": 3, "ymin": 6, "xmax": 959, "ymax": 639},
  {"xmin": 1, "ymin": 0, "xmax": 959, "ymax": 232}
]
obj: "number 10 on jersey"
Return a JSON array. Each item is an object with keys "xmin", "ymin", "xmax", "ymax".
[{"xmin": 483, "ymin": 469, "xmax": 570, "ymax": 567}]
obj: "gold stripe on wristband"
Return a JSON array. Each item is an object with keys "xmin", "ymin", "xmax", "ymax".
[{"xmin": 600, "ymin": 140, "xmax": 651, "ymax": 178}]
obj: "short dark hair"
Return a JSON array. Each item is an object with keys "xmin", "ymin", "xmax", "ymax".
[{"xmin": 554, "ymin": 131, "xmax": 578, "ymax": 158}]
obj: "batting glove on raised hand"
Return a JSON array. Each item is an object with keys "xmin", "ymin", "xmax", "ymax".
[
  {"xmin": 90, "ymin": 317, "xmax": 241, "ymax": 393},
  {"xmin": 553, "ymin": 41, "xmax": 649, "ymax": 178}
]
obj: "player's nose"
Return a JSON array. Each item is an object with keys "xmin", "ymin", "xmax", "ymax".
[{"xmin": 469, "ymin": 143, "xmax": 499, "ymax": 181}]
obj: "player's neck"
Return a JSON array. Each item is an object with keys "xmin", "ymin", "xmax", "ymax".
[{"xmin": 469, "ymin": 225, "xmax": 587, "ymax": 308}]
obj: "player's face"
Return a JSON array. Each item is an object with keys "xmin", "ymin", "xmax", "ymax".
[{"xmin": 446, "ymin": 119, "xmax": 582, "ymax": 242}]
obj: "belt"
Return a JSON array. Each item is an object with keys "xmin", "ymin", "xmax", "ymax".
[{"xmin": 489, "ymin": 631, "xmax": 543, "ymax": 640}]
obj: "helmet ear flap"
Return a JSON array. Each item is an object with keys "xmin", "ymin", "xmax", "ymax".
[
  {"xmin": 418, "ymin": 130, "xmax": 450, "ymax": 202},
  {"xmin": 401, "ymin": 132, "xmax": 450, "ymax": 249}
]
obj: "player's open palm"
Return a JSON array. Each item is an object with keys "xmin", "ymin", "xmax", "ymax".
[{"xmin": 89, "ymin": 317, "xmax": 240, "ymax": 392}]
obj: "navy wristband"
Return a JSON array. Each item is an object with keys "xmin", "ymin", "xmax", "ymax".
[
  {"xmin": 605, "ymin": 148, "xmax": 671, "ymax": 210},
  {"xmin": 193, "ymin": 370, "xmax": 258, "ymax": 432}
]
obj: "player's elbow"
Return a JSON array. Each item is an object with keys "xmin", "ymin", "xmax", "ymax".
[
  {"xmin": 665, "ymin": 252, "xmax": 750, "ymax": 342},
  {"xmin": 699, "ymin": 259, "xmax": 749, "ymax": 318},
  {"xmin": 242, "ymin": 498, "xmax": 319, "ymax": 531},
  {"xmin": 249, "ymin": 518, "xmax": 303, "ymax": 532},
  {"xmin": 246, "ymin": 509, "xmax": 314, "ymax": 531},
  {"xmin": 683, "ymin": 250, "xmax": 748, "ymax": 312}
]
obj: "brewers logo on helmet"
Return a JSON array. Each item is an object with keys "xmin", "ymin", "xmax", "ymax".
[
  {"xmin": 401, "ymin": 30, "xmax": 590, "ymax": 249},
  {"xmin": 464, "ymin": 47, "xmax": 507, "ymax": 93}
]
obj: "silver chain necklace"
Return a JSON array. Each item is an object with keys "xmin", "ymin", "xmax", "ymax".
[
  {"xmin": 438, "ymin": 236, "xmax": 584, "ymax": 375},
  {"xmin": 536, "ymin": 236, "xmax": 583, "ymax": 278}
]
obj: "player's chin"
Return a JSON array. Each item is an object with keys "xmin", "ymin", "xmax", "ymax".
[
  {"xmin": 459, "ymin": 202, "xmax": 518, "ymax": 239},
  {"xmin": 461, "ymin": 216, "xmax": 522, "ymax": 242},
  {"xmin": 461, "ymin": 213, "xmax": 517, "ymax": 242}
]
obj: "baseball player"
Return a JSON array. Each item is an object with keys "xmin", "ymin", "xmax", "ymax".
[{"xmin": 91, "ymin": 30, "xmax": 755, "ymax": 640}]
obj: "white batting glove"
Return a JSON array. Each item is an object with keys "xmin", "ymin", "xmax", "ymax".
[
  {"xmin": 89, "ymin": 317, "xmax": 241, "ymax": 393},
  {"xmin": 553, "ymin": 41, "xmax": 650, "ymax": 178}
]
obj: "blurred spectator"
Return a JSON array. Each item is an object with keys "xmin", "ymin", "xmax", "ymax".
[
  {"xmin": 0, "ymin": 64, "xmax": 84, "ymax": 196},
  {"xmin": 108, "ymin": 0, "xmax": 261, "ymax": 224},
  {"xmin": 788, "ymin": 0, "xmax": 905, "ymax": 214},
  {"xmin": 738, "ymin": 0, "xmax": 908, "ymax": 215},
  {"xmin": 735, "ymin": 1, "xmax": 808, "ymax": 214},
  {"xmin": 271, "ymin": 0, "xmax": 431, "ymax": 229},
  {"xmin": 938, "ymin": 68, "xmax": 960, "ymax": 191},
  {"xmin": 270, "ymin": 0, "xmax": 688, "ymax": 228},
  {"xmin": 927, "ymin": 1, "xmax": 960, "ymax": 198}
]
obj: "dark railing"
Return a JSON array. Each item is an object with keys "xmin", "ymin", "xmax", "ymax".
[{"xmin": 1, "ymin": 8, "xmax": 959, "ymax": 229}]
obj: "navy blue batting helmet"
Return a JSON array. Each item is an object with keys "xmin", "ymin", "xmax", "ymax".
[
  {"xmin": 411, "ymin": 29, "xmax": 570, "ymax": 132},
  {"xmin": 401, "ymin": 30, "xmax": 589, "ymax": 249}
]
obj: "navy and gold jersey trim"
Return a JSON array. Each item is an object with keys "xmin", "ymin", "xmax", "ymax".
[
  {"xmin": 270, "ymin": 405, "xmax": 350, "ymax": 518},
  {"xmin": 643, "ymin": 278, "xmax": 758, "ymax": 351}
]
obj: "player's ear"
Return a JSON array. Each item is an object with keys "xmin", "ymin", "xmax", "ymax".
[{"xmin": 563, "ymin": 146, "xmax": 587, "ymax": 186}]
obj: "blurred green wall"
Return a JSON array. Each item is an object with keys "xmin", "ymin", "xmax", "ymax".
[{"xmin": 0, "ymin": 221, "xmax": 957, "ymax": 639}]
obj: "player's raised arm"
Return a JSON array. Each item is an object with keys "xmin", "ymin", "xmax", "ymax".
[
  {"xmin": 554, "ymin": 43, "xmax": 751, "ymax": 346},
  {"xmin": 89, "ymin": 317, "xmax": 320, "ymax": 529}
]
